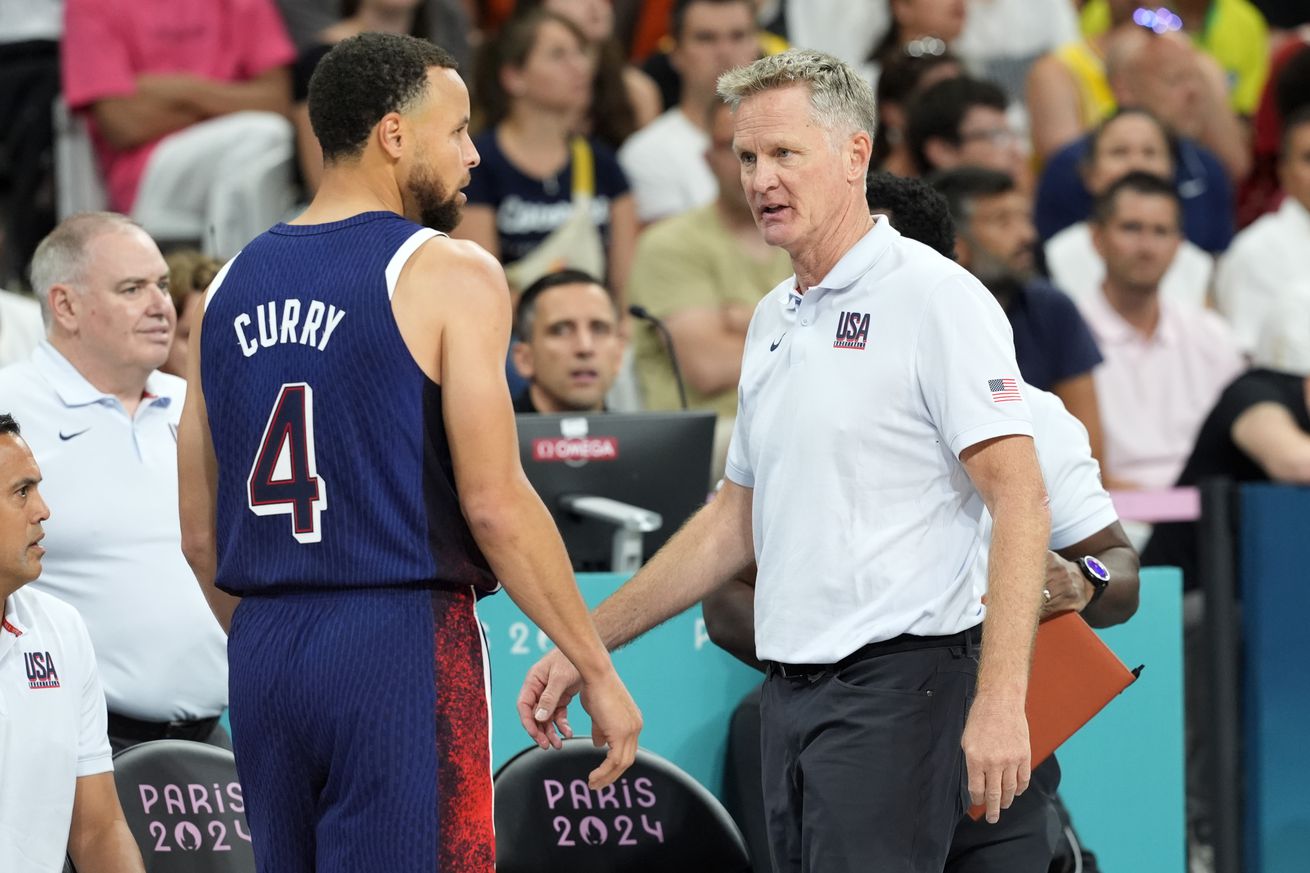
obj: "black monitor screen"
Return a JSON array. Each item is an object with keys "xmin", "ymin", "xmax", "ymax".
[{"xmin": 516, "ymin": 411, "xmax": 717, "ymax": 572}]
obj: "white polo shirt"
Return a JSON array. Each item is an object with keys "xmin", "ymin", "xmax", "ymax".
[
  {"xmin": 0, "ymin": 343, "xmax": 227, "ymax": 721},
  {"xmin": 727, "ymin": 218, "xmax": 1035, "ymax": 663},
  {"xmin": 0, "ymin": 586, "xmax": 113, "ymax": 872}
]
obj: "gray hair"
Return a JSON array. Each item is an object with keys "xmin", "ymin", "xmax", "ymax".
[
  {"xmin": 716, "ymin": 49, "xmax": 877, "ymax": 142},
  {"xmin": 29, "ymin": 212, "xmax": 143, "ymax": 325}
]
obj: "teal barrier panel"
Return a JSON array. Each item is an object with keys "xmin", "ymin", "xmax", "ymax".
[
  {"xmin": 1058, "ymin": 566, "xmax": 1185, "ymax": 872},
  {"xmin": 479, "ymin": 573, "xmax": 761, "ymax": 794},
  {"xmin": 1240, "ymin": 485, "xmax": 1310, "ymax": 873}
]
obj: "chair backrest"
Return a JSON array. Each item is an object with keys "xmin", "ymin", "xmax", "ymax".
[
  {"xmin": 108, "ymin": 740, "xmax": 255, "ymax": 873},
  {"xmin": 51, "ymin": 98, "xmax": 109, "ymax": 218},
  {"xmin": 494, "ymin": 739, "xmax": 752, "ymax": 873}
]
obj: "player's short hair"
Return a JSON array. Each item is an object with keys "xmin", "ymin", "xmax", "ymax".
[
  {"xmin": 904, "ymin": 75, "xmax": 1008, "ymax": 175},
  {"xmin": 30, "ymin": 212, "xmax": 143, "ymax": 326},
  {"xmin": 716, "ymin": 49, "xmax": 876, "ymax": 144},
  {"xmin": 515, "ymin": 269, "xmax": 613, "ymax": 340},
  {"xmin": 0, "ymin": 414, "xmax": 18, "ymax": 438},
  {"xmin": 868, "ymin": 171, "xmax": 957, "ymax": 258},
  {"xmin": 308, "ymin": 32, "xmax": 458, "ymax": 163},
  {"xmin": 1090, "ymin": 170, "xmax": 1181, "ymax": 227}
]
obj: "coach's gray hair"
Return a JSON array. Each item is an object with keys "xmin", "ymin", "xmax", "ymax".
[
  {"xmin": 716, "ymin": 49, "xmax": 877, "ymax": 143},
  {"xmin": 29, "ymin": 212, "xmax": 142, "ymax": 326}
]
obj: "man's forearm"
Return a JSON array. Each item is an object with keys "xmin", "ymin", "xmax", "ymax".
[
  {"xmin": 138, "ymin": 71, "xmax": 292, "ymax": 119},
  {"xmin": 69, "ymin": 820, "xmax": 145, "ymax": 873},
  {"xmin": 701, "ymin": 580, "xmax": 765, "ymax": 671},
  {"xmin": 977, "ymin": 495, "xmax": 1049, "ymax": 696},
  {"xmin": 1077, "ymin": 544, "xmax": 1139, "ymax": 628}
]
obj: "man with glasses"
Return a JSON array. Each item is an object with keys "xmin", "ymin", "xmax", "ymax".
[{"xmin": 906, "ymin": 75, "xmax": 1026, "ymax": 181}]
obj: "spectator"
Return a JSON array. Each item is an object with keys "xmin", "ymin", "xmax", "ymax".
[
  {"xmin": 0, "ymin": 413, "xmax": 146, "ymax": 873},
  {"xmin": 932, "ymin": 166, "xmax": 1106, "ymax": 463},
  {"xmin": 461, "ymin": 9, "xmax": 638, "ymax": 302},
  {"xmin": 520, "ymin": 0, "xmax": 662, "ymax": 147},
  {"xmin": 952, "ymin": 0, "xmax": 1081, "ymax": 103},
  {"xmin": 782, "ymin": 0, "xmax": 890, "ymax": 73},
  {"xmin": 1045, "ymin": 109, "xmax": 1216, "ymax": 309},
  {"xmin": 0, "ymin": 213, "xmax": 229, "ymax": 751},
  {"xmin": 865, "ymin": 0, "xmax": 968, "ymax": 88},
  {"xmin": 275, "ymin": 0, "xmax": 473, "ymax": 68},
  {"xmin": 866, "ymin": 171, "xmax": 958, "ymax": 258},
  {"xmin": 161, "ymin": 250, "xmax": 219, "ymax": 378},
  {"xmin": 1035, "ymin": 49, "xmax": 1239, "ymax": 253},
  {"xmin": 627, "ymin": 100, "xmax": 790, "ymax": 419},
  {"xmin": 0, "ymin": 288, "xmax": 43, "ymax": 368},
  {"xmin": 905, "ymin": 76, "xmax": 1026, "ymax": 181},
  {"xmin": 61, "ymin": 0, "xmax": 298, "ymax": 259},
  {"xmin": 1077, "ymin": 173, "xmax": 1245, "ymax": 490},
  {"xmin": 870, "ymin": 52, "xmax": 965, "ymax": 178},
  {"xmin": 510, "ymin": 269, "xmax": 625, "ymax": 413},
  {"xmin": 618, "ymin": 0, "xmax": 759, "ymax": 224},
  {"xmin": 1240, "ymin": 37, "xmax": 1310, "ymax": 227}
]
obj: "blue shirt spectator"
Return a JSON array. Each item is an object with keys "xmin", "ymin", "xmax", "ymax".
[{"xmin": 1006, "ymin": 278, "xmax": 1103, "ymax": 392}]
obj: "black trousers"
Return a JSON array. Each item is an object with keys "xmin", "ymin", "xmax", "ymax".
[{"xmin": 760, "ymin": 636, "xmax": 978, "ymax": 873}]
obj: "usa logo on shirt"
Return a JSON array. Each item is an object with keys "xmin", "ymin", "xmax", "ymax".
[
  {"xmin": 988, "ymin": 378, "xmax": 1022, "ymax": 403},
  {"xmin": 25, "ymin": 651, "xmax": 60, "ymax": 689},
  {"xmin": 834, "ymin": 311, "xmax": 870, "ymax": 350}
]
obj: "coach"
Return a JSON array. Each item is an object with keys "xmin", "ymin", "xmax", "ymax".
[{"xmin": 519, "ymin": 49, "xmax": 1049, "ymax": 873}]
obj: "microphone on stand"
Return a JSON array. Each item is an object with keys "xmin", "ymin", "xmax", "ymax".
[{"xmin": 628, "ymin": 304, "xmax": 689, "ymax": 411}]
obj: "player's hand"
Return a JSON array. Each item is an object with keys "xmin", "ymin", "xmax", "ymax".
[
  {"xmin": 578, "ymin": 670, "xmax": 643, "ymax": 789},
  {"xmin": 962, "ymin": 691, "xmax": 1030, "ymax": 824},
  {"xmin": 1040, "ymin": 551, "xmax": 1090, "ymax": 621},
  {"xmin": 517, "ymin": 649, "xmax": 582, "ymax": 751}
]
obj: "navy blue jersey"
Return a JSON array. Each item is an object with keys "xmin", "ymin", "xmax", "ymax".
[{"xmin": 201, "ymin": 211, "xmax": 497, "ymax": 597}]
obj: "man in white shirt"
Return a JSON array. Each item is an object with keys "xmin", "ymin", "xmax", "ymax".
[
  {"xmin": 618, "ymin": 0, "xmax": 759, "ymax": 224},
  {"xmin": 0, "ymin": 413, "xmax": 144, "ymax": 873},
  {"xmin": 0, "ymin": 212, "xmax": 228, "ymax": 751},
  {"xmin": 1079, "ymin": 172, "xmax": 1245, "ymax": 490},
  {"xmin": 1215, "ymin": 106, "xmax": 1310, "ymax": 361},
  {"xmin": 521, "ymin": 49, "xmax": 1050, "ymax": 871}
]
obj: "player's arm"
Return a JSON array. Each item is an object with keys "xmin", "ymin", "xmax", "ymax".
[
  {"xmin": 1048, "ymin": 521, "xmax": 1140, "ymax": 628},
  {"xmin": 960, "ymin": 434, "xmax": 1050, "ymax": 823},
  {"xmin": 701, "ymin": 564, "xmax": 764, "ymax": 671},
  {"xmin": 178, "ymin": 303, "xmax": 241, "ymax": 633},
  {"xmin": 66, "ymin": 773, "xmax": 145, "ymax": 873}
]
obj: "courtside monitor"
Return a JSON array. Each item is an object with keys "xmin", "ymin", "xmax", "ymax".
[{"xmin": 516, "ymin": 411, "xmax": 716, "ymax": 572}]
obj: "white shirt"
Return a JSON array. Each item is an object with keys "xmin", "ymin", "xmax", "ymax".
[
  {"xmin": 617, "ymin": 108, "xmax": 716, "ymax": 224},
  {"xmin": 1045, "ymin": 222, "xmax": 1215, "ymax": 311},
  {"xmin": 727, "ymin": 218, "xmax": 1034, "ymax": 663},
  {"xmin": 1214, "ymin": 197, "xmax": 1310, "ymax": 359},
  {"xmin": 0, "ymin": 343, "xmax": 228, "ymax": 720},
  {"xmin": 954, "ymin": 0, "xmax": 1080, "ymax": 62},
  {"xmin": 0, "ymin": 0, "xmax": 62, "ymax": 42},
  {"xmin": 784, "ymin": 0, "xmax": 889, "ymax": 69},
  {"xmin": 0, "ymin": 586, "xmax": 112, "ymax": 873},
  {"xmin": 0, "ymin": 289, "xmax": 43, "ymax": 368}
]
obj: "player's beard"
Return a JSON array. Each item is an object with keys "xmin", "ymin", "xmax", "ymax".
[{"xmin": 407, "ymin": 164, "xmax": 463, "ymax": 234}]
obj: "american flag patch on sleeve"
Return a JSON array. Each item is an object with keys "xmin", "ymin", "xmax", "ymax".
[{"xmin": 988, "ymin": 378, "xmax": 1022, "ymax": 403}]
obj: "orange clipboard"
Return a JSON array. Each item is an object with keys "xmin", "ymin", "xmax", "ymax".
[{"xmin": 967, "ymin": 610, "xmax": 1141, "ymax": 820}]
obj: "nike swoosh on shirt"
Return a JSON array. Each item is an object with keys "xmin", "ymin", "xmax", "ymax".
[
  {"xmin": 59, "ymin": 429, "xmax": 90, "ymax": 441},
  {"xmin": 769, "ymin": 333, "xmax": 786, "ymax": 352}
]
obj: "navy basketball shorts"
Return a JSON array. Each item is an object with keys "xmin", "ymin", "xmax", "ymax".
[{"xmin": 227, "ymin": 586, "xmax": 494, "ymax": 873}]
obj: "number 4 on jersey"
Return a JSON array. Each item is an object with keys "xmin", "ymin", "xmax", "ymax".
[{"xmin": 247, "ymin": 383, "xmax": 327, "ymax": 543}]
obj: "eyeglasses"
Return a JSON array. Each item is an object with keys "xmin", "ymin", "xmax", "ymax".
[
  {"xmin": 903, "ymin": 36, "xmax": 947, "ymax": 58},
  {"xmin": 960, "ymin": 127, "xmax": 1021, "ymax": 146},
  {"xmin": 1132, "ymin": 7, "xmax": 1183, "ymax": 34}
]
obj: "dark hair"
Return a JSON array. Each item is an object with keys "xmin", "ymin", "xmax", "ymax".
[
  {"xmin": 486, "ymin": 7, "xmax": 636, "ymax": 147},
  {"xmin": 308, "ymin": 32, "xmax": 458, "ymax": 162},
  {"xmin": 1079, "ymin": 106, "xmax": 1176, "ymax": 176},
  {"xmin": 515, "ymin": 268, "xmax": 612, "ymax": 339},
  {"xmin": 1275, "ymin": 44, "xmax": 1310, "ymax": 122},
  {"xmin": 0, "ymin": 414, "xmax": 19, "ymax": 437},
  {"xmin": 670, "ymin": 0, "xmax": 756, "ymax": 42},
  {"xmin": 905, "ymin": 76, "xmax": 1008, "ymax": 175},
  {"xmin": 1280, "ymin": 104, "xmax": 1310, "ymax": 159},
  {"xmin": 867, "ymin": 171, "xmax": 957, "ymax": 257},
  {"xmin": 1090, "ymin": 170, "xmax": 1181, "ymax": 226},
  {"xmin": 926, "ymin": 166, "xmax": 1016, "ymax": 232},
  {"xmin": 871, "ymin": 52, "xmax": 961, "ymax": 168}
]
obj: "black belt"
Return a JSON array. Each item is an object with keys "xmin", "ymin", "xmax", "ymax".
[
  {"xmin": 108, "ymin": 711, "xmax": 222, "ymax": 743},
  {"xmin": 768, "ymin": 624, "xmax": 981, "ymax": 681}
]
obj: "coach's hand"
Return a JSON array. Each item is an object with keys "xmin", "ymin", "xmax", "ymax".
[
  {"xmin": 961, "ymin": 692, "xmax": 1031, "ymax": 824},
  {"xmin": 518, "ymin": 649, "xmax": 582, "ymax": 749}
]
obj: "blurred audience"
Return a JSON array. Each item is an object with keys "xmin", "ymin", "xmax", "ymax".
[
  {"xmin": 1240, "ymin": 35, "xmax": 1310, "ymax": 226},
  {"xmin": 0, "ymin": 213, "xmax": 229, "ymax": 751},
  {"xmin": 62, "ymin": 0, "xmax": 298, "ymax": 259},
  {"xmin": 782, "ymin": 0, "xmax": 889, "ymax": 73},
  {"xmin": 1215, "ymin": 106, "xmax": 1310, "ymax": 360},
  {"xmin": 864, "ymin": 0, "xmax": 968, "ymax": 88},
  {"xmin": 952, "ymin": 0, "xmax": 1081, "ymax": 103},
  {"xmin": 905, "ymin": 75, "xmax": 1026, "ymax": 181},
  {"xmin": 1045, "ymin": 110, "xmax": 1215, "ymax": 309},
  {"xmin": 932, "ymin": 167, "xmax": 1105, "ymax": 462},
  {"xmin": 870, "ymin": 52, "xmax": 965, "ymax": 178},
  {"xmin": 276, "ymin": 0, "xmax": 473, "ymax": 68},
  {"xmin": 0, "ymin": 288, "xmax": 43, "ymax": 369},
  {"xmin": 618, "ymin": 0, "xmax": 759, "ymax": 224},
  {"xmin": 461, "ymin": 9, "xmax": 637, "ymax": 302},
  {"xmin": 1077, "ymin": 173, "xmax": 1245, "ymax": 490},
  {"xmin": 511, "ymin": 268, "xmax": 624, "ymax": 413},
  {"xmin": 628, "ymin": 101, "xmax": 789, "ymax": 418},
  {"xmin": 161, "ymin": 250, "xmax": 220, "ymax": 378}
]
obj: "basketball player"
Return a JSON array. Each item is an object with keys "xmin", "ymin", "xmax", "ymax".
[{"xmin": 177, "ymin": 33, "xmax": 641, "ymax": 873}]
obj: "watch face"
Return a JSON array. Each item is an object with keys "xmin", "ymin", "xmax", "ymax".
[{"xmin": 1082, "ymin": 555, "xmax": 1111, "ymax": 583}]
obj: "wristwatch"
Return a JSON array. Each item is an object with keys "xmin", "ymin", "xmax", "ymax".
[{"xmin": 1078, "ymin": 555, "xmax": 1111, "ymax": 606}]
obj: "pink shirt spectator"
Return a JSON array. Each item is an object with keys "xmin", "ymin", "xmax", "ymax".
[
  {"xmin": 1079, "ymin": 289, "xmax": 1246, "ymax": 490},
  {"xmin": 61, "ymin": 0, "xmax": 295, "ymax": 212}
]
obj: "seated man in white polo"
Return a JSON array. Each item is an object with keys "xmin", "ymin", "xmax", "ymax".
[{"xmin": 0, "ymin": 413, "xmax": 145, "ymax": 873}]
